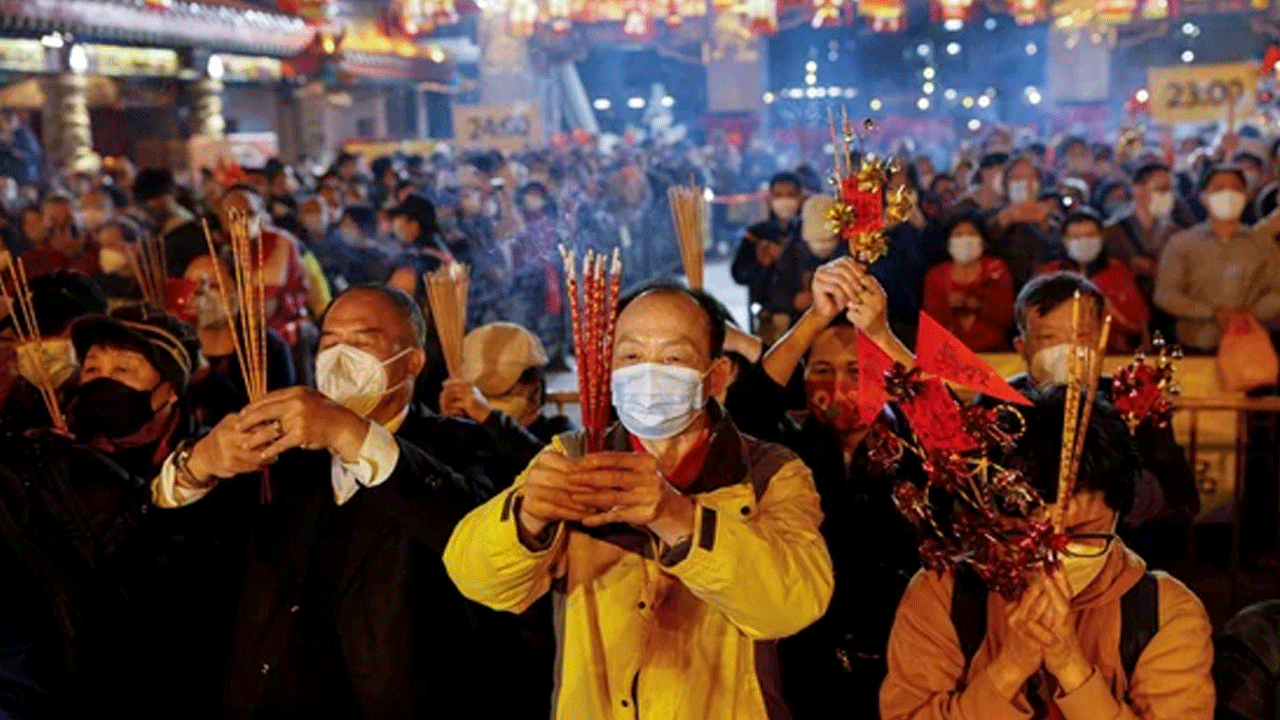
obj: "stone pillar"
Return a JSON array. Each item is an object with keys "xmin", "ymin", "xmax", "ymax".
[
  {"xmin": 477, "ymin": 11, "xmax": 537, "ymax": 105},
  {"xmin": 43, "ymin": 71, "xmax": 95, "ymax": 176},
  {"xmin": 191, "ymin": 76, "xmax": 226, "ymax": 138}
]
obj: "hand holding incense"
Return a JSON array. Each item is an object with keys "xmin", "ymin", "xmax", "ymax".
[
  {"xmin": 560, "ymin": 245, "xmax": 622, "ymax": 453},
  {"xmin": 0, "ymin": 258, "xmax": 67, "ymax": 432},
  {"xmin": 203, "ymin": 212, "xmax": 273, "ymax": 501}
]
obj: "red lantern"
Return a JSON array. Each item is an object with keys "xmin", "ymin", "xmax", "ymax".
[
  {"xmin": 744, "ymin": 0, "xmax": 779, "ymax": 34},
  {"xmin": 1096, "ymin": 0, "xmax": 1137, "ymax": 23},
  {"xmin": 623, "ymin": 0, "xmax": 652, "ymax": 38},
  {"xmin": 811, "ymin": 0, "xmax": 844, "ymax": 26},
  {"xmin": 930, "ymin": 0, "xmax": 974, "ymax": 24},
  {"xmin": 1009, "ymin": 0, "xmax": 1046, "ymax": 25},
  {"xmin": 860, "ymin": 0, "xmax": 905, "ymax": 32}
]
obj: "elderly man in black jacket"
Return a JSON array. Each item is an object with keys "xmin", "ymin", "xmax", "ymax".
[{"xmin": 151, "ymin": 283, "xmax": 549, "ymax": 719}]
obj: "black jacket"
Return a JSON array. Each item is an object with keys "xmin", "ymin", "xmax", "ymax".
[
  {"xmin": 211, "ymin": 439, "xmax": 482, "ymax": 720},
  {"xmin": 725, "ymin": 362, "xmax": 920, "ymax": 719},
  {"xmin": 397, "ymin": 403, "xmax": 545, "ymax": 494}
]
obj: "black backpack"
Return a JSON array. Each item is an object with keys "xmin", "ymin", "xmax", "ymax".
[{"xmin": 950, "ymin": 564, "xmax": 1160, "ymax": 688}]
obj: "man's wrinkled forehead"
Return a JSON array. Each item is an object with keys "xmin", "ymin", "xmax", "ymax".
[{"xmin": 616, "ymin": 290, "xmax": 711, "ymax": 356}]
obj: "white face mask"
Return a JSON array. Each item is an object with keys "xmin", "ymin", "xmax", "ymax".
[
  {"xmin": 1028, "ymin": 342, "xmax": 1098, "ymax": 387},
  {"xmin": 948, "ymin": 234, "xmax": 983, "ymax": 264},
  {"xmin": 99, "ymin": 247, "xmax": 130, "ymax": 275},
  {"xmin": 611, "ymin": 362, "xmax": 705, "ymax": 440},
  {"xmin": 316, "ymin": 344, "xmax": 413, "ymax": 418},
  {"xmin": 1007, "ymin": 179, "xmax": 1035, "ymax": 205},
  {"xmin": 16, "ymin": 338, "xmax": 78, "ymax": 388},
  {"xmin": 771, "ymin": 197, "xmax": 801, "ymax": 222},
  {"xmin": 1066, "ymin": 235, "xmax": 1103, "ymax": 264},
  {"xmin": 1148, "ymin": 190, "xmax": 1175, "ymax": 218},
  {"xmin": 1205, "ymin": 189, "xmax": 1247, "ymax": 222}
]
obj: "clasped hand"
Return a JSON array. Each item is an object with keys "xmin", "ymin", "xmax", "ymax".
[
  {"xmin": 994, "ymin": 570, "xmax": 1092, "ymax": 697},
  {"xmin": 517, "ymin": 451, "xmax": 693, "ymax": 544},
  {"xmin": 186, "ymin": 387, "xmax": 371, "ymax": 483}
]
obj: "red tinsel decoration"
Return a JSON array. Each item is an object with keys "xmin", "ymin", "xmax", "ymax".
[{"xmin": 1111, "ymin": 333, "xmax": 1181, "ymax": 431}]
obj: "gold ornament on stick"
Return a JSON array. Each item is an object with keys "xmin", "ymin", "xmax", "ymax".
[{"xmin": 1051, "ymin": 291, "xmax": 1113, "ymax": 533}]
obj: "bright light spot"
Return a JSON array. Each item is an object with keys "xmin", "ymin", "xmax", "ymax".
[
  {"xmin": 814, "ymin": 88, "xmax": 829, "ymax": 98},
  {"xmin": 428, "ymin": 46, "xmax": 447, "ymax": 64},
  {"xmin": 984, "ymin": 18, "xmax": 997, "ymax": 30},
  {"xmin": 917, "ymin": 43, "xmax": 930, "ymax": 56},
  {"xmin": 869, "ymin": 98, "xmax": 883, "ymax": 111},
  {"xmin": 661, "ymin": 95, "xmax": 675, "ymax": 108},
  {"xmin": 1025, "ymin": 87, "xmax": 1042, "ymax": 105},
  {"xmin": 827, "ymin": 51, "xmax": 838, "ymax": 62},
  {"xmin": 917, "ymin": 97, "xmax": 931, "ymax": 110},
  {"xmin": 207, "ymin": 54, "xmax": 224, "ymax": 80},
  {"xmin": 703, "ymin": 188, "xmax": 715, "ymax": 202},
  {"xmin": 806, "ymin": 87, "xmax": 820, "ymax": 98},
  {"xmin": 762, "ymin": 92, "xmax": 776, "ymax": 104},
  {"xmin": 68, "ymin": 44, "xmax": 87, "ymax": 74},
  {"xmin": 1181, "ymin": 50, "xmax": 1195, "ymax": 63},
  {"xmin": 944, "ymin": 19, "xmax": 963, "ymax": 31},
  {"xmin": 923, "ymin": 67, "xmax": 936, "ymax": 80},
  {"xmin": 944, "ymin": 88, "xmax": 957, "ymax": 100},
  {"xmin": 805, "ymin": 73, "xmax": 817, "ymax": 86},
  {"xmin": 968, "ymin": 118, "xmax": 982, "ymax": 131},
  {"xmin": 626, "ymin": 97, "xmax": 645, "ymax": 109},
  {"xmin": 1025, "ymin": 42, "xmax": 1038, "ymax": 55},
  {"xmin": 321, "ymin": 34, "xmax": 336, "ymax": 54},
  {"xmin": 805, "ymin": 60, "xmax": 818, "ymax": 72},
  {"xmin": 593, "ymin": 98, "xmax": 612, "ymax": 111},
  {"xmin": 946, "ymin": 42, "xmax": 961, "ymax": 56},
  {"xmin": 923, "ymin": 82, "xmax": 935, "ymax": 94},
  {"xmin": 844, "ymin": 88, "xmax": 857, "ymax": 98},
  {"xmin": 977, "ymin": 95, "xmax": 991, "ymax": 108},
  {"xmin": 1135, "ymin": 88, "xmax": 1150, "ymax": 103},
  {"xmin": 786, "ymin": 88, "xmax": 805, "ymax": 99},
  {"xmin": 962, "ymin": 95, "xmax": 975, "ymax": 108},
  {"xmin": 1182, "ymin": 22, "xmax": 1197, "ymax": 35},
  {"xmin": 40, "ymin": 33, "xmax": 64, "ymax": 49}
]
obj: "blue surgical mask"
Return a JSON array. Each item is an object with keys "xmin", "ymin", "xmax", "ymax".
[{"xmin": 611, "ymin": 362, "xmax": 705, "ymax": 440}]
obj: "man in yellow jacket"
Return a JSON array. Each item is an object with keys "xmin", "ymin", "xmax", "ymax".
[{"xmin": 444, "ymin": 282, "xmax": 834, "ymax": 720}]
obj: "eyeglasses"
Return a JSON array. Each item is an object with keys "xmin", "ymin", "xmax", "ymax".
[
  {"xmin": 1061, "ymin": 532, "xmax": 1116, "ymax": 558},
  {"xmin": 996, "ymin": 529, "xmax": 1116, "ymax": 558}
]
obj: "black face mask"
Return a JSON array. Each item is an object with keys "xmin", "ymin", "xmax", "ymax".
[{"xmin": 68, "ymin": 377, "xmax": 157, "ymax": 441}]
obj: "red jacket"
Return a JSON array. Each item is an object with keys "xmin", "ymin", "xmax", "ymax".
[
  {"xmin": 1036, "ymin": 258, "xmax": 1150, "ymax": 351},
  {"xmin": 922, "ymin": 256, "xmax": 1016, "ymax": 352}
]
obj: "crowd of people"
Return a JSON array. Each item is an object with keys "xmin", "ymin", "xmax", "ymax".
[{"xmin": 0, "ymin": 105, "xmax": 1278, "ymax": 720}]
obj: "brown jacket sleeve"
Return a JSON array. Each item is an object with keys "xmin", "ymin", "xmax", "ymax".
[
  {"xmin": 1054, "ymin": 573, "xmax": 1215, "ymax": 720},
  {"xmin": 880, "ymin": 570, "xmax": 1032, "ymax": 720}
]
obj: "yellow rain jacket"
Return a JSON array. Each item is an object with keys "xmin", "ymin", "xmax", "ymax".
[{"xmin": 444, "ymin": 411, "xmax": 834, "ymax": 720}]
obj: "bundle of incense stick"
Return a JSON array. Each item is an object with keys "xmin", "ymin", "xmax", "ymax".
[
  {"xmin": 0, "ymin": 258, "xmax": 67, "ymax": 432},
  {"xmin": 559, "ymin": 245, "xmax": 622, "ymax": 453},
  {"xmin": 424, "ymin": 262, "xmax": 470, "ymax": 379},
  {"xmin": 131, "ymin": 231, "xmax": 168, "ymax": 307},
  {"xmin": 667, "ymin": 185, "xmax": 707, "ymax": 290},
  {"xmin": 1052, "ymin": 292, "xmax": 1113, "ymax": 533},
  {"xmin": 203, "ymin": 214, "xmax": 272, "ymax": 501}
]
